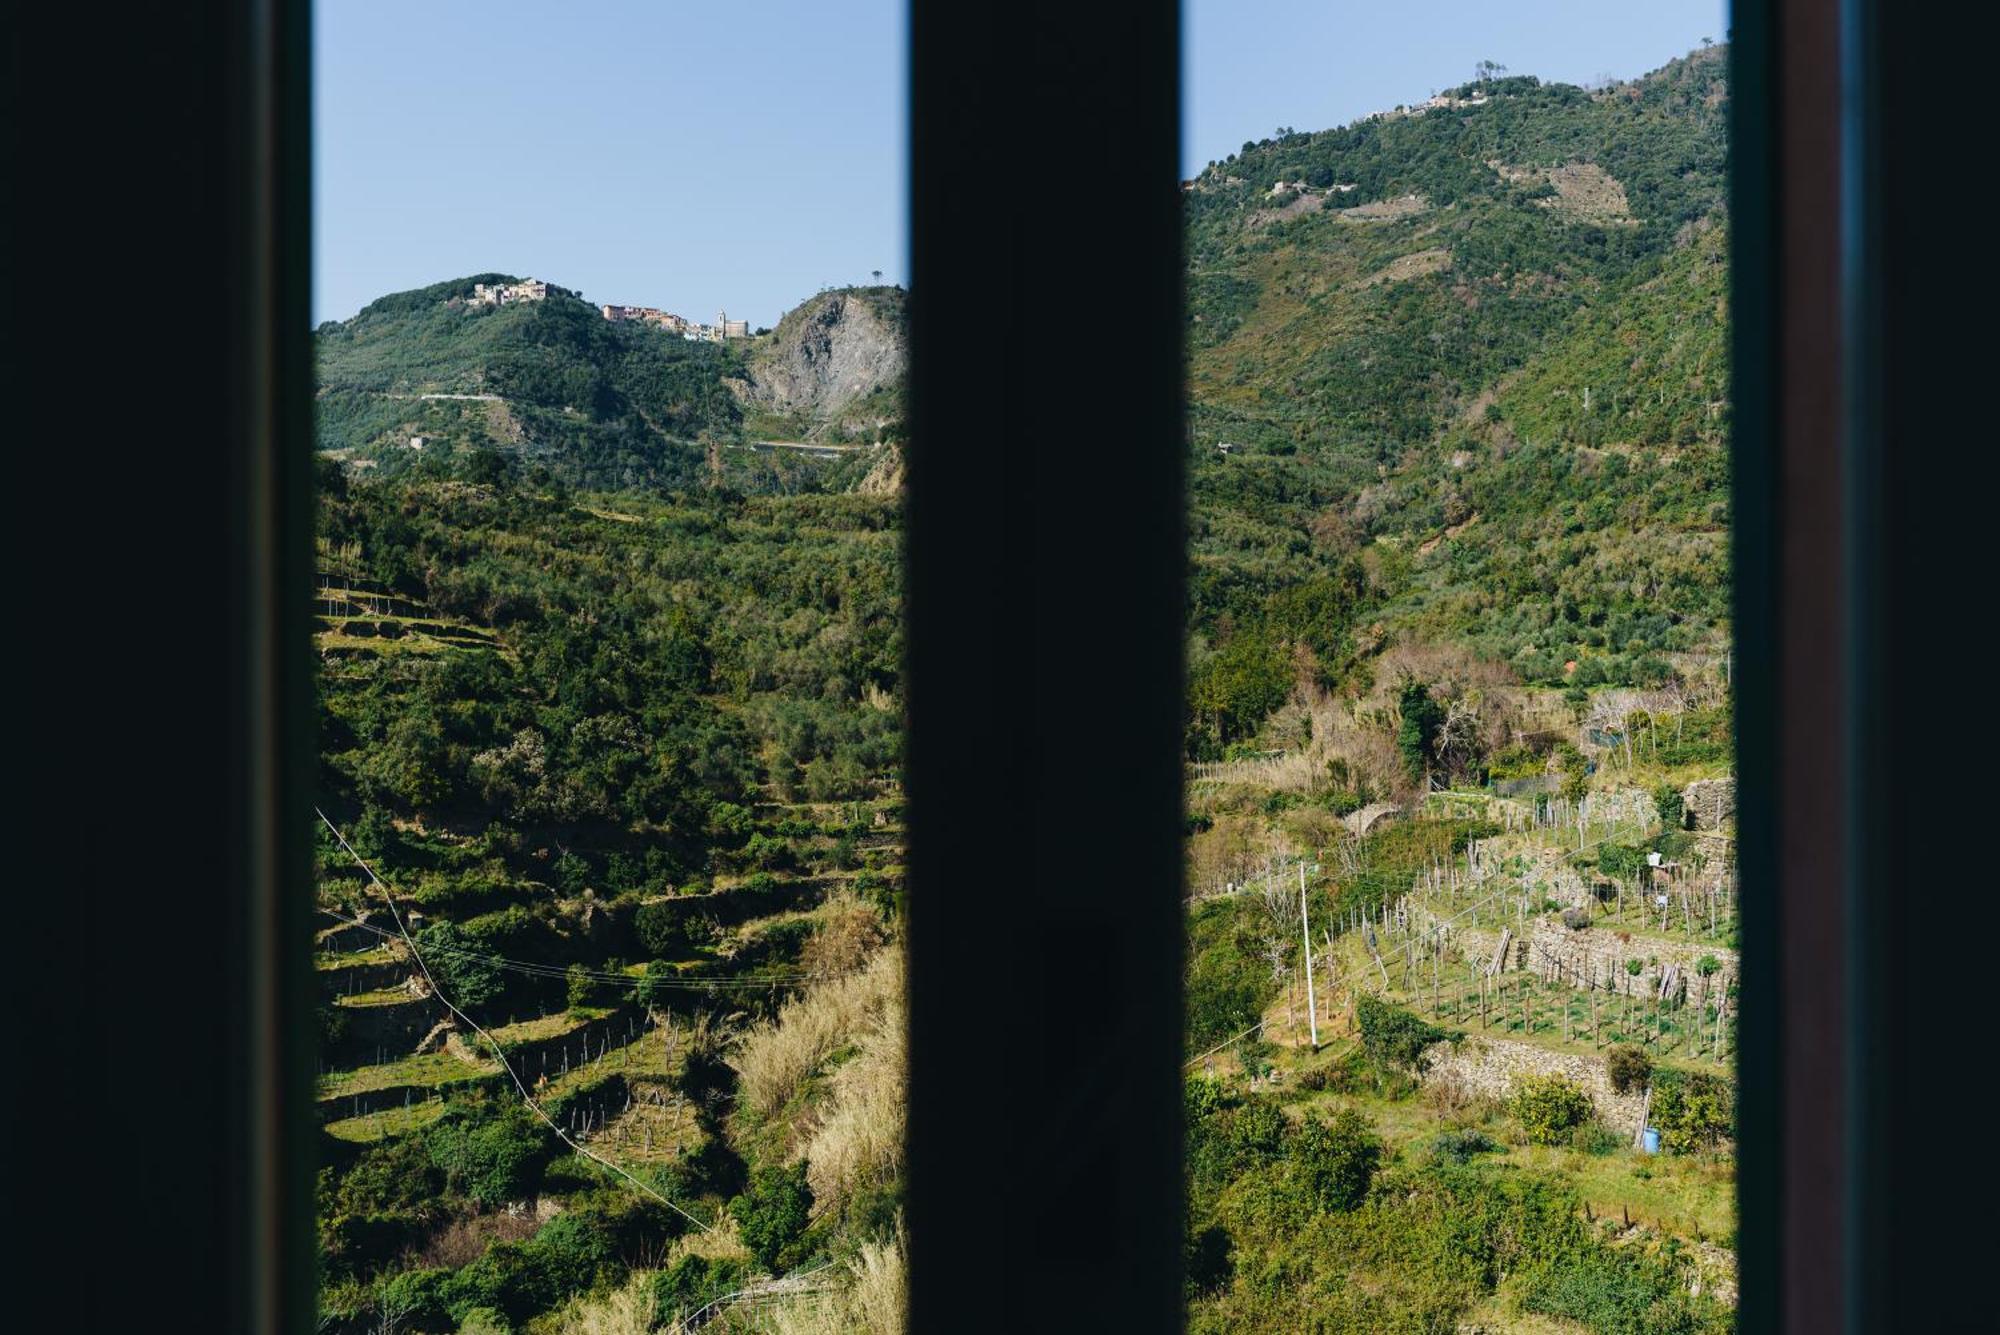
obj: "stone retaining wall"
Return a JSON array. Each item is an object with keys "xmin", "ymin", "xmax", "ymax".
[
  {"xmin": 332, "ymin": 993, "xmax": 446, "ymax": 1063},
  {"xmin": 1682, "ymin": 778, "xmax": 1735, "ymax": 831},
  {"xmin": 1451, "ymin": 918, "xmax": 1738, "ymax": 1003},
  {"xmin": 316, "ymin": 921, "xmax": 381, "ymax": 954},
  {"xmin": 318, "ymin": 958, "xmax": 413, "ymax": 1001},
  {"xmin": 1421, "ymin": 1034, "xmax": 1648, "ymax": 1137},
  {"xmin": 317, "ymin": 1073, "xmax": 501, "ymax": 1125},
  {"xmin": 498, "ymin": 1006, "xmax": 646, "ymax": 1082}
]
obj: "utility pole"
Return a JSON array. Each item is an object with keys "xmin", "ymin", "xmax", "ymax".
[{"xmin": 1300, "ymin": 862, "xmax": 1318, "ymax": 1048}]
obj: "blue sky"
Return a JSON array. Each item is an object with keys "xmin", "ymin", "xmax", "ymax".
[
  {"xmin": 313, "ymin": 2, "xmax": 907, "ymax": 325},
  {"xmin": 1186, "ymin": 1, "xmax": 1729, "ymax": 174},
  {"xmin": 315, "ymin": 0, "xmax": 1728, "ymax": 325}
]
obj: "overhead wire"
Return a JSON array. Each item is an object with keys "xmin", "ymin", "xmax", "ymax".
[
  {"xmin": 316, "ymin": 906, "xmax": 844, "ymax": 989},
  {"xmin": 317, "ymin": 807, "xmax": 718, "ymax": 1232}
]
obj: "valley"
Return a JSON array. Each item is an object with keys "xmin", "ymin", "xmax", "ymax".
[{"xmin": 310, "ymin": 40, "xmax": 1737, "ymax": 1335}]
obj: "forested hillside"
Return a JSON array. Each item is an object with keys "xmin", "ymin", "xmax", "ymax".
[
  {"xmin": 1184, "ymin": 43, "xmax": 1730, "ymax": 758},
  {"xmin": 1176, "ymin": 46, "xmax": 1739, "ymax": 1334},
  {"xmin": 311, "ymin": 468, "xmax": 908, "ymax": 1331}
]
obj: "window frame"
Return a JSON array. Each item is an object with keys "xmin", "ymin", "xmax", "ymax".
[{"xmin": 22, "ymin": 0, "xmax": 1990, "ymax": 1327}]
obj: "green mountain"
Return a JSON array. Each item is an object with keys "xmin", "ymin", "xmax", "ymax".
[
  {"xmin": 1182, "ymin": 45, "xmax": 1732, "ymax": 752},
  {"xmin": 315, "ymin": 277, "xmax": 907, "ymax": 492},
  {"xmin": 316, "ymin": 275, "xmax": 739, "ymax": 490},
  {"xmin": 1176, "ymin": 52, "xmax": 1738, "ymax": 1335}
]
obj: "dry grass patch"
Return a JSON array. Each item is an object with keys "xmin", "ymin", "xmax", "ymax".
[
  {"xmin": 731, "ymin": 945, "xmax": 902, "ymax": 1125},
  {"xmin": 801, "ymin": 892, "xmax": 887, "ymax": 978},
  {"xmin": 802, "ymin": 972, "xmax": 905, "ymax": 1213},
  {"xmin": 765, "ymin": 1231, "xmax": 906, "ymax": 1335},
  {"xmin": 540, "ymin": 1270, "xmax": 657, "ymax": 1335}
]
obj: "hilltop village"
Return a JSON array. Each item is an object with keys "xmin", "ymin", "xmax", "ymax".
[{"xmin": 467, "ymin": 277, "xmax": 751, "ymax": 342}]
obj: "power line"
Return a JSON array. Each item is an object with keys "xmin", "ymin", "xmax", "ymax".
[
  {"xmin": 317, "ymin": 808, "xmax": 717, "ymax": 1232},
  {"xmin": 1184, "ymin": 1019, "xmax": 1267, "ymax": 1069},
  {"xmin": 317, "ymin": 907, "xmax": 841, "ymax": 989}
]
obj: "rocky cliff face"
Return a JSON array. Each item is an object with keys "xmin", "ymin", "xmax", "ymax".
[{"xmin": 736, "ymin": 286, "xmax": 906, "ymax": 439}]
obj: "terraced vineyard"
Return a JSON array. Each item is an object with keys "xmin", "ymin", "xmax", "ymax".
[
  {"xmin": 309, "ymin": 475, "xmax": 909, "ymax": 1331},
  {"xmin": 1182, "ymin": 692, "xmax": 1739, "ymax": 1330}
]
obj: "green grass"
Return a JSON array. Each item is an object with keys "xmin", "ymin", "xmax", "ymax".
[
  {"xmin": 485, "ymin": 1011, "xmax": 597, "ymax": 1044},
  {"xmin": 318, "ymin": 1047, "xmax": 498, "ymax": 1100},
  {"xmin": 335, "ymin": 987, "xmax": 418, "ymax": 1008},
  {"xmin": 323, "ymin": 1099, "xmax": 449, "ymax": 1144},
  {"xmin": 315, "ymin": 945, "xmax": 400, "ymax": 969},
  {"xmin": 1272, "ymin": 1050, "xmax": 1734, "ymax": 1245}
]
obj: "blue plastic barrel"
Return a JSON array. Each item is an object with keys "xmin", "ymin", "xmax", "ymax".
[{"xmin": 1641, "ymin": 1126, "xmax": 1661, "ymax": 1154}]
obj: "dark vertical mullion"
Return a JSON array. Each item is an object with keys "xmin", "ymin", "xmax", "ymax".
[
  {"xmin": 235, "ymin": 0, "xmax": 319, "ymax": 1330},
  {"xmin": 905, "ymin": 4, "xmax": 1185, "ymax": 1329},
  {"xmin": 1851, "ymin": 4, "xmax": 1987, "ymax": 1330},
  {"xmin": 1727, "ymin": 1, "xmax": 1780, "ymax": 1326},
  {"xmin": 1772, "ymin": 0, "xmax": 1852, "ymax": 1328},
  {"xmin": 12, "ymin": 2, "xmax": 316, "ymax": 1329}
]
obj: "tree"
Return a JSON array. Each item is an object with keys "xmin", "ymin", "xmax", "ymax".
[
  {"xmin": 424, "ymin": 1103, "xmax": 548, "ymax": 1206},
  {"xmin": 634, "ymin": 959, "xmax": 679, "ymax": 1011},
  {"xmin": 1511, "ymin": 1074, "xmax": 1594, "ymax": 1145},
  {"xmin": 1396, "ymin": 679, "xmax": 1446, "ymax": 786},
  {"xmin": 1652, "ymin": 782, "xmax": 1686, "ymax": 831},
  {"xmin": 1287, "ymin": 1110, "xmax": 1381, "ymax": 1212},
  {"xmin": 730, "ymin": 1161, "xmax": 813, "ymax": 1270},
  {"xmin": 1356, "ymin": 995, "xmax": 1445, "ymax": 1070},
  {"xmin": 1606, "ymin": 1045, "xmax": 1652, "ymax": 1094},
  {"xmin": 636, "ymin": 901, "xmax": 702, "ymax": 959},
  {"xmin": 418, "ymin": 921, "xmax": 506, "ymax": 1013}
]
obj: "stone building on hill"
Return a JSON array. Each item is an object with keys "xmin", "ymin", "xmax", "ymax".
[{"xmin": 470, "ymin": 278, "xmax": 551, "ymax": 306}]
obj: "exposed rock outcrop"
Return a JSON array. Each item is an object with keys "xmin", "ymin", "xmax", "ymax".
[{"xmin": 736, "ymin": 287, "xmax": 906, "ymax": 439}]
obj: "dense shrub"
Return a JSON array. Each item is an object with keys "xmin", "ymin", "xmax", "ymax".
[
  {"xmin": 515, "ymin": 1211, "xmax": 622, "ymax": 1304},
  {"xmin": 1395, "ymin": 679, "xmax": 1446, "ymax": 783},
  {"xmin": 1286, "ymin": 1110, "xmax": 1382, "ymax": 1212},
  {"xmin": 653, "ymin": 1254, "xmax": 747, "ymax": 1323},
  {"xmin": 1652, "ymin": 782, "xmax": 1686, "ymax": 830},
  {"xmin": 1184, "ymin": 1083, "xmax": 1290, "ymax": 1219},
  {"xmin": 1606, "ymin": 1045, "xmax": 1653, "ymax": 1094},
  {"xmin": 633, "ymin": 959, "xmax": 680, "ymax": 1010},
  {"xmin": 1186, "ymin": 899, "xmax": 1277, "ymax": 1048},
  {"xmin": 730, "ymin": 1160, "xmax": 814, "ymax": 1270},
  {"xmin": 565, "ymin": 962, "xmax": 594, "ymax": 1014},
  {"xmin": 423, "ymin": 1102, "xmax": 550, "ymax": 1207},
  {"xmin": 1356, "ymin": 995, "xmax": 1447, "ymax": 1070},
  {"xmin": 1569, "ymin": 1120, "xmax": 1624, "ymax": 1155},
  {"xmin": 1430, "ymin": 1128, "xmax": 1500, "ymax": 1164},
  {"xmin": 1651, "ymin": 1068, "xmax": 1734, "ymax": 1153},
  {"xmin": 373, "ymin": 1266, "xmax": 454, "ymax": 1330},
  {"xmin": 1511, "ymin": 1074, "xmax": 1595, "ymax": 1146},
  {"xmin": 318, "ymin": 1138, "xmax": 444, "ymax": 1277},
  {"xmin": 635, "ymin": 900, "xmax": 701, "ymax": 958},
  {"xmin": 1598, "ymin": 841, "xmax": 1647, "ymax": 878},
  {"xmin": 742, "ymin": 831, "xmax": 794, "ymax": 871},
  {"xmin": 417, "ymin": 920, "xmax": 507, "ymax": 1013},
  {"xmin": 1522, "ymin": 1246, "xmax": 1731, "ymax": 1334}
]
